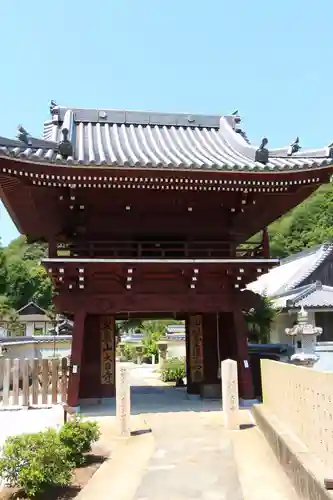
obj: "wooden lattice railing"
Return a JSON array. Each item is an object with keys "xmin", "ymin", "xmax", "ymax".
[{"xmin": 56, "ymin": 239, "xmax": 265, "ymax": 259}]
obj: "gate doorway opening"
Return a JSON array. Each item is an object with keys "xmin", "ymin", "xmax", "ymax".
[{"xmin": 66, "ymin": 309, "xmax": 255, "ymax": 408}]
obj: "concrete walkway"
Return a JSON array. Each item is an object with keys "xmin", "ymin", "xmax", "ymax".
[
  {"xmin": 133, "ymin": 411, "xmax": 243, "ymax": 500},
  {"xmin": 80, "ymin": 409, "xmax": 299, "ymax": 500},
  {"xmin": 78, "ymin": 365, "xmax": 299, "ymax": 500}
]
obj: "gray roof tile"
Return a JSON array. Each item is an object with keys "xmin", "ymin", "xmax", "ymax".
[
  {"xmin": 0, "ymin": 105, "xmax": 332, "ymax": 170},
  {"xmin": 274, "ymin": 282, "xmax": 333, "ymax": 309},
  {"xmin": 247, "ymin": 243, "xmax": 333, "ymax": 297}
]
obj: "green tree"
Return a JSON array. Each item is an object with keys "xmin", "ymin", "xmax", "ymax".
[
  {"xmin": 141, "ymin": 319, "xmax": 183, "ymax": 357},
  {"xmin": 0, "ymin": 242, "xmax": 7, "ymax": 296},
  {"xmin": 117, "ymin": 318, "xmax": 143, "ymax": 334},
  {"xmin": 1, "ymin": 237, "xmax": 52, "ymax": 310},
  {"xmin": 5, "ymin": 259, "xmax": 33, "ymax": 309},
  {"xmin": 0, "ymin": 299, "xmax": 24, "ymax": 336},
  {"xmin": 141, "ymin": 321, "xmax": 164, "ymax": 358},
  {"xmin": 244, "ymin": 296, "xmax": 279, "ymax": 344},
  {"xmin": 29, "ymin": 265, "xmax": 53, "ymax": 309},
  {"xmin": 269, "ymin": 184, "xmax": 333, "ymax": 257}
]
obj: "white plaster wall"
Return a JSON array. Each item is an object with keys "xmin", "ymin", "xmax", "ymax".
[
  {"xmin": 3, "ymin": 344, "xmax": 37, "ymax": 360},
  {"xmin": 1, "ymin": 341, "xmax": 72, "ymax": 361},
  {"xmin": 270, "ymin": 312, "xmax": 297, "ymax": 344},
  {"xmin": 23, "ymin": 321, "xmax": 53, "ymax": 336},
  {"xmin": 25, "ymin": 323, "xmax": 35, "ymax": 336},
  {"xmin": 167, "ymin": 341, "xmax": 186, "ymax": 359},
  {"xmin": 0, "ymin": 326, "xmax": 7, "ymax": 338}
]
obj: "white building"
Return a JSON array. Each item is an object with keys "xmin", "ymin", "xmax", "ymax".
[
  {"xmin": 247, "ymin": 243, "xmax": 333, "ymax": 344},
  {"xmin": 0, "ymin": 302, "xmax": 54, "ymax": 337}
]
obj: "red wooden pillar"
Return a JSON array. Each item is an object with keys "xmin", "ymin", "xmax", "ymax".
[
  {"xmin": 201, "ymin": 312, "xmax": 235, "ymax": 384},
  {"xmin": 67, "ymin": 310, "xmax": 86, "ymax": 407},
  {"xmin": 202, "ymin": 313, "xmax": 219, "ymax": 383},
  {"xmin": 100, "ymin": 315, "xmax": 116, "ymax": 398},
  {"xmin": 78, "ymin": 314, "xmax": 116, "ymax": 403},
  {"xmin": 186, "ymin": 314, "xmax": 204, "ymax": 394},
  {"xmin": 232, "ymin": 307, "xmax": 255, "ymax": 400},
  {"xmin": 262, "ymin": 227, "xmax": 270, "ymax": 258}
]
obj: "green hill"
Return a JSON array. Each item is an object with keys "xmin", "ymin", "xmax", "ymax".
[{"xmin": 269, "ymin": 183, "xmax": 333, "ymax": 258}]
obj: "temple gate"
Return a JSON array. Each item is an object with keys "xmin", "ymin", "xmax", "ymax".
[{"xmin": 1, "ymin": 102, "xmax": 332, "ymax": 406}]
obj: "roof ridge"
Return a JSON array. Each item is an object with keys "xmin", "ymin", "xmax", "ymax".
[
  {"xmin": 280, "ymin": 242, "xmax": 331, "ymax": 265},
  {"xmin": 1, "ymin": 102, "xmax": 332, "ymax": 169},
  {"xmin": 16, "ymin": 301, "xmax": 48, "ymax": 315},
  {"xmin": 320, "ymin": 284, "xmax": 333, "ymax": 291},
  {"xmin": 52, "ymin": 105, "xmax": 224, "ymax": 130},
  {"xmin": 56, "ymin": 104, "xmax": 225, "ymax": 118},
  {"xmin": 284, "ymin": 243, "xmax": 333, "ymax": 292},
  {"xmin": 274, "ymin": 283, "xmax": 312, "ymax": 299},
  {"xmin": 292, "ymin": 282, "xmax": 319, "ymax": 303}
]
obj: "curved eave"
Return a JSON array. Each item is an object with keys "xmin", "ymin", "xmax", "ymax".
[
  {"xmin": 0, "ymin": 154, "xmax": 333, "ymax": 193},
  {"xmin": 1, "ymin": 115, "xmax": 333, "ymax": 172},
  {"xmin": 0, "ymin": 143, "xmax": 332, "ymax": 172}
]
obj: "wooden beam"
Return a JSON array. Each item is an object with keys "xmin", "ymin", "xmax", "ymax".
[
  {"xmin": 232, "ymin": 186, "xmax": 317, "ymax": 240},
  {"xmin": 54, "ymin": 291, "xmax": 235, "ymax": 314},
  {"xmin": 0, "ymin": 178, "xmax": 42, "ymax": 237}
]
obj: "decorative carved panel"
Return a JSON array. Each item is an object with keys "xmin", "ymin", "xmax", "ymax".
[
  {"xmin": 100, "ymin": 316, "xmax": 115, "ymax": 385},
  {"xmin": 189, "ymin": 314, "xmax": 204, "ymax": 383}
]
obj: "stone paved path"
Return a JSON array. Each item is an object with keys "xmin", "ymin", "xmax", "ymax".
[
  {"xmin": 133, "ymin": 412, "xmax": 243, "ymax": 500},
  {"xmin": 79, "ymin": 365, "xmax": 298, "ymax": 500}
]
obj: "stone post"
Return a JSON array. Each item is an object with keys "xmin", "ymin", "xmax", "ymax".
[
  {"xmin": 135, "ymin": 345, "xmax": 144, "ymax": 365},
  {"xmin": 157, "ymin": 341, "xmax": 168, "ymax": 368},
  {"xmin": 118, "ymin": 342, "xmax": 126, "ymax": 362},
  {"xmin": 221, "ymin": 359, "xmax": 239, "ymax": 430},
  {"xmin": 116, "ymin": 364, "xmax": 131, "ymax": 437}
]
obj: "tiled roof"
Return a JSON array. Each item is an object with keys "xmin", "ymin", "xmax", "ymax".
[
  {"xmin": 247, "ymin": 242, "xmax": 333, "ymax": 297},
  {"xmin": 0, "ymin": 104, "xmax": 332, "ymax": 171},
  {"xmin": 273, "ymin": 282, "xmax": 333, "ymax": 309}
]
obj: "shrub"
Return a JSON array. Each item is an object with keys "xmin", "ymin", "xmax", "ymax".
[
  {"xmin": 160, "ymin": 357, "xmax": 186, "ymax": 382},
  {"xmin": 0, "ymin": 429, "xmax": 73, "ymax": 497},
  {"xmin": 121, "ymin": 343, "xmax": 137, "ymax": 361},
  {"xmin": 59, "ymin": 418, "xmax": 101, "ymax": 466}
]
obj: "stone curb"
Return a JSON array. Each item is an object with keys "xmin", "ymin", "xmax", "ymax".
[
  {"xmin": 252, "ymin": 404, "xmax": 333, "ymax": 500},
  {"xmin": 76, "ymin": 416, "xmax": 154, "ymax": 500}
]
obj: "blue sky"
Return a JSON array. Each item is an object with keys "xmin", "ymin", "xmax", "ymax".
[{"xmin": 1, "ymin": 0, "xmax": 332, "ymax": 245}]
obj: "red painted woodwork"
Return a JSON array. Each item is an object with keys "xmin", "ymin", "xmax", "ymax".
[
  {"xmin": 56, "ymin": 239, "xmax": 265, "ymax": 259},
  {"xmin": 54, "ymin": 292, "xmax": 250, "ymax": 315},
  {"xmin": 234, "ymin": 186, "xmax": 318, "ymax": 239},
  {"xmin": 0, "ymin": 154, "xmax": 329, "ymax": 242},
  {"xmin": 185, "ymin": 311, "xmax": 254, "ymax": 398},
  {"xmin": 185, "ymin": 317, "xmax": 196, "ymax": 393},
  {"xmin": 67, "ymin": 310, "xmax": 86, "ymax": 407},
  {"xmin": 78, "ymin": 315, "xmax": 115, "ymax": 403},
  {"xmin": 79, "ymin": 315, "xmax": 101, "ymax": 401},
  {"xmin": 232, "ymin": 306, "xmax": 255, "ymax": 400},
  {"xmin": 262, "ymin": 228, "xmax": 269, "ymax": 258},
  {"xmin": 186, "ymin": 314, "xmax": 204, "ymax": 394},
  {"xmin": 2, "ymin": 154, "xmax": 329, "ymax": 404}
]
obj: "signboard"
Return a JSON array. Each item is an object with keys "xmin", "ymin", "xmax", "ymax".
[
  {"xmin": 189, "ymin": 314, "xmax": 204, "ymax": 383},
  {"xmin": 100, "ymin": 316, "xmax": 115, "ymax": 385}
]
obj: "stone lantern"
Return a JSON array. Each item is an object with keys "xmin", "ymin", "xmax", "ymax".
[
  {"xmin": 157, "ymin": 341, "xmax": 168, "ymax": 367},
  {"xmin": 135, "ymin": 345, "xmax": 144, "ymax": 365},
  {"xmin": 285, "ymin": 306, "xmax": 322, "ymax": 367}
]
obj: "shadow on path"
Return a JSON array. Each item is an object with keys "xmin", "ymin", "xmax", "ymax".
[{"xmin": 81, "ymin": 385, "xmax": 222, "ymax": 417}]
